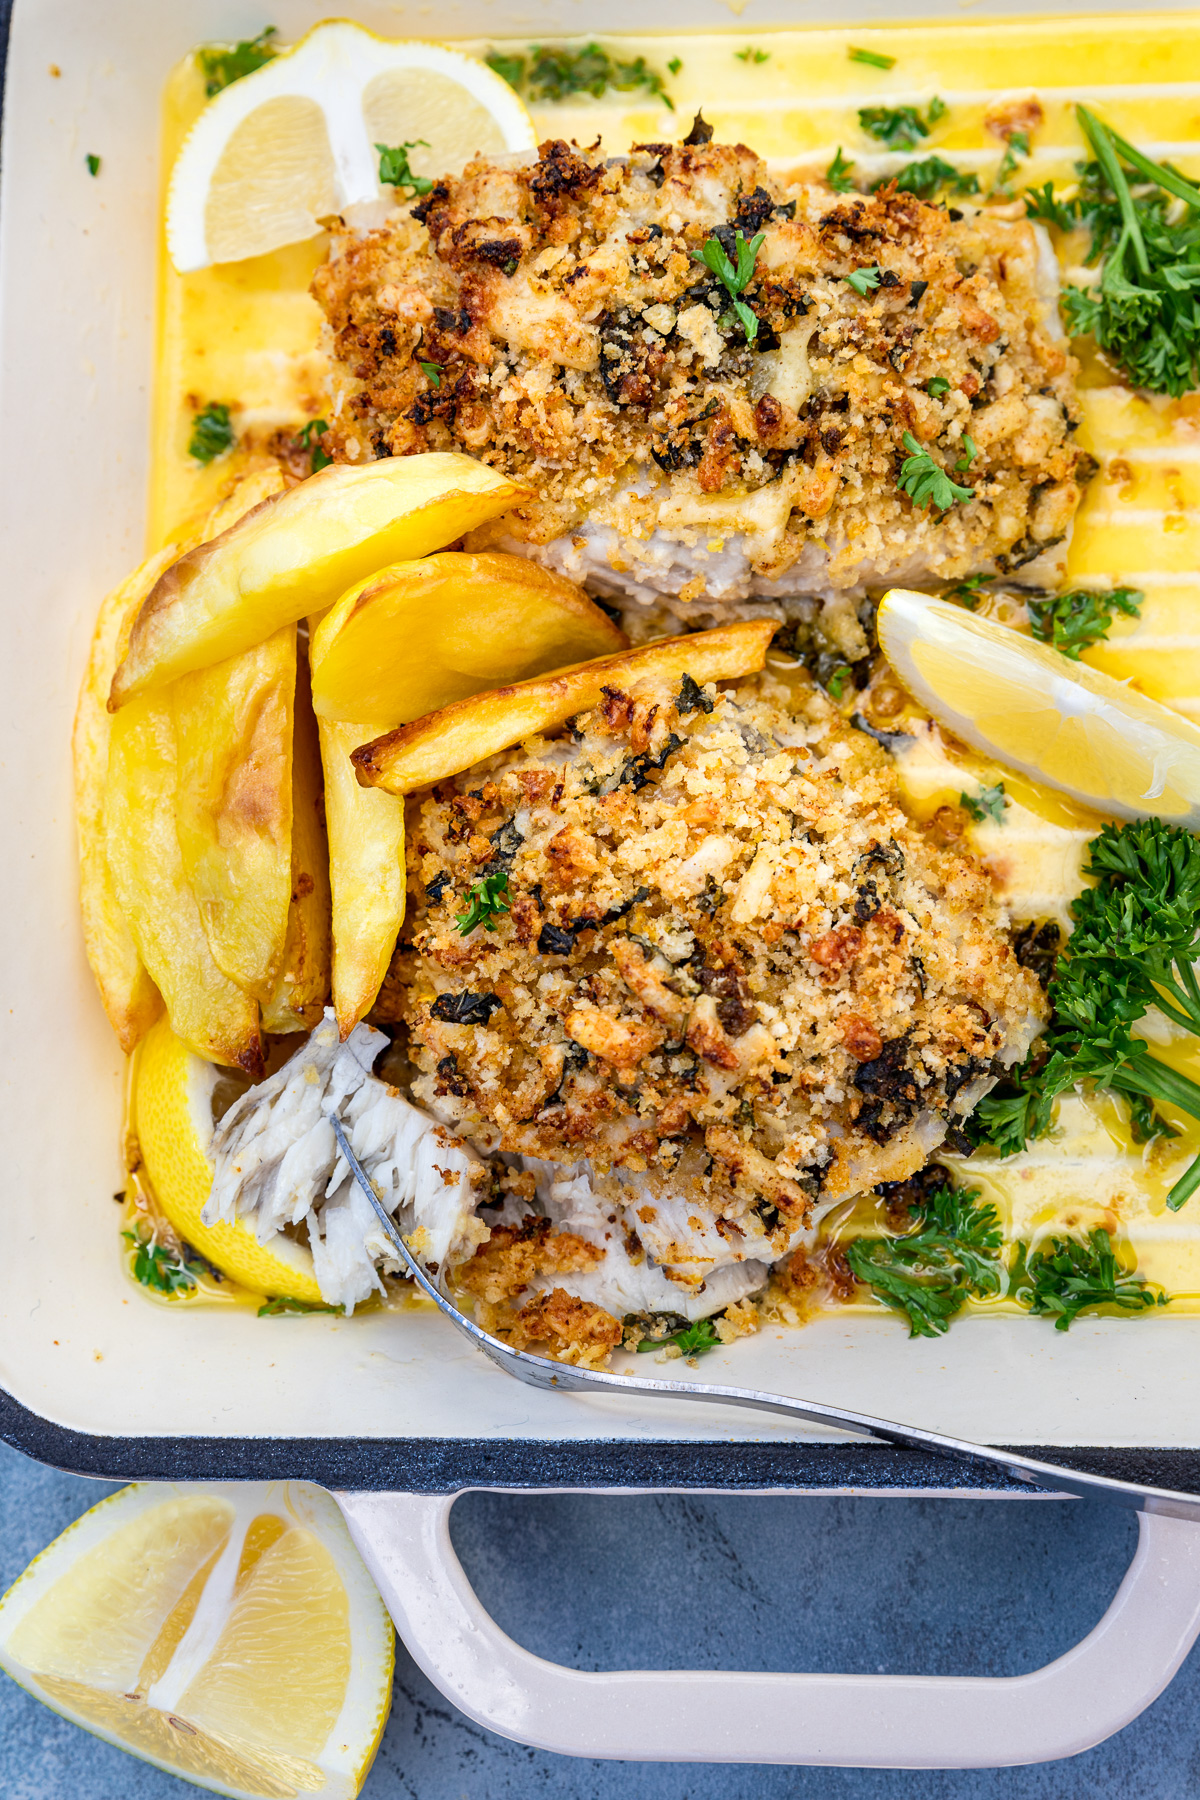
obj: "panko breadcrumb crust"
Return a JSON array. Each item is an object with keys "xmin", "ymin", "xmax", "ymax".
[
  {"xmin": 313, "ymin": 133, "xmax": 1093, "ymax": 639},
  {"xmin": 374, "ymin": 670, "xmax": 1046, "ymax": 1363}
]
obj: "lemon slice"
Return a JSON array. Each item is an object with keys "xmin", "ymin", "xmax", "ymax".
[
  {"xmin": 133, "ymin": 1016, "xmax": 324, "ymax": 1302},
  {"xmin": 168, "ymin": 20, "xmax": 536, "ymax": 272},
  {"xmin": 878, "ymin": 588, "xmax": 1200, "ymax": 827},
  {"xmin": 0, "ymin": 1480, "xmax": 393, "ymax": 1799}
]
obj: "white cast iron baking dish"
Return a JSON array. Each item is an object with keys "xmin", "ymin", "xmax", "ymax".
[{"xmin": 6, "ymin": 0, "xmax": 1200, "ymax": 1769}]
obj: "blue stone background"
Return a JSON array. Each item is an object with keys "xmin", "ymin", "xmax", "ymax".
[{"xmin": 6, "ymin": 1437, "xmax": 1200, "ymax": 1799}]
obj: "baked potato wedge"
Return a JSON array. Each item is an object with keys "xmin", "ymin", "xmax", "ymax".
[
  {"xmin": 171, "ymin": 626, "xmax": 296, "ymax": 1001},
  {"xmin": 105, "ymin": 690, "xmax": 262, "ymax": 1073},
  {"xmin": 309, "ymin": 552, "xmax": 627, "ymax": 726},
  {"xmin": 319, "ymin": 717, "xmax": 405, "ymax": 1037},
  {"xmin": 109, "ymin": 454, "xmax": 524, "ymax": 707},
  {"xmin": 352, "ymin": 620, "xmax": 778, "ymax": 795},
  {"xmin": 72, "ymin": 549, "xmax": 173, "ymax": 1051},
  {"xmin": 262, "ymin": 650, "xmax": 332, "ymax": 1033}
]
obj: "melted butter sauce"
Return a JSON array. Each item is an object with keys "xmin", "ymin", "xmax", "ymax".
[{"xmin": 155, "ymin": 14, "xmax": 1200, "ymax": 1313}]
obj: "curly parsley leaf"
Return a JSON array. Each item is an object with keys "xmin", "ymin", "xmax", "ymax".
[
  {"xmin": 846, "ymin": 264, "xmax": 882, "ymax": 297},
  {"xmin": 960, "ymin": 781, "xmax": 1007, "ymax": 825},
  {"xmin": 377, "ymin": 140, "xmax": 433, "ymax": 196},
  {"xmin": 198, "ymin": 26, "xmax": 278, "ymax": 97},
  {"xmin": 456, "ymin": 871, "xmax": 511, "ymax": 936},
  {"xmin": 859, "ymin": 97, "xmax": 946, "ymax": 151},
  {"xmin": 969, "ymin": 820, "xmax": 1200, "ymax": 1209},
  {"xmin": 487, "ymin": 42, "xmax": 674, "ymax": 109},
  {"xmin": 123, "ymin": 1227, "xmax": 206, "ymax": 1296},
  {"xmin": 1013, "ymin": 1228, "xmax": 1166, "ymax": 1330},
  {"xmin": 845, "ymin": 1182, "xmax": 1003, "ymax": 1338},
  {"xmin": 826, "ymin": 147, "xmax": 858, "ymax": 193},
  {"xmin": 188, "ymin": 402, "xmax": 234, "ymax": 465},
  {"xmin": 897, "ymin": 431, "xmax": 975, "ymax": 510},
  {"xmin": 692, "ymin": 228, "xmax": 765, "ymax": 342},
  {"xmin": 1025, "ymin": 585, "xmax": 1143, "ymax": 658}
]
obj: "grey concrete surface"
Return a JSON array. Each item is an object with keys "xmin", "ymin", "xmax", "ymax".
[{"xmin": 3, "ymin": 1437, "xmax": 1199, "ymax": 1797}]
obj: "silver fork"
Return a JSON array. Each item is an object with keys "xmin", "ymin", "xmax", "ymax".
[{"xmin": 329, "ymin": 1113, "xmax": 1200, "ymax": 1520}]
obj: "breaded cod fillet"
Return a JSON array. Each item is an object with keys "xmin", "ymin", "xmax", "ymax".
[
  {"xmin": 374, "ymin": 670, "xmax": 1046, "ymax": 1341},
  {"xmin": 313, "ymin": 131, "xmax": 1093, "ymax": 655}
]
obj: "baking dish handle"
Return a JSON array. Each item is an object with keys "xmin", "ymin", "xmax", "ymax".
[{"xmin": 336, "ymin": 1490, "xmax": 1200, "ymax": 1768}]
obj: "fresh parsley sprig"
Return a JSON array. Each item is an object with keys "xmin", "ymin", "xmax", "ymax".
[
  {"xmin": 198, "ymin": 26, "xmax": 278, "ymax": 97},
  {"xmin": 876, "ymin": 155, "xmax": 979, "ymax": 201},
  {"xmin": 123, "ymin": 1226, "xmax": 206, "ymax": 1296},
  {"xmin": 972, "ymin": 819, "xmax": 1200, "ymax": 1209},
  {"xmin": 692, "ymin": 229, "xmax": 765, "ymax": 342},
  {"xmin": 377, "ymin": 141, "xmax": 433, "ymax": 196},
  {"xmin": 636, "ymin": 1315, "xmax": 722, "ymax": 1357},
  {"xmin": 457, "ymin": 871, "xmax": 511, "ymax": 935},
  {"xmin": 846, "ymin": 264, "xmax": 882, "ymax": 297},
  {"xmin": 897, "ymin": 431, "xmax": 975, "ymax": 510},
  {"xmin": 1047, "ymin": 107, "xmax": 1200, "ymax": 396},
  {"xmin": 845, "ymin": 1181, "xmax": 1003, "ymax": 1338},
  {"xmin": 487, "ymin": 42, "xmax": 674, "ymax": 109},
  {"xmin": 1025, "ymin": 585, "xmax": 1143, "ymax": 658},
  {"xmin": 859, "ymin": 97, "xmax": 946, "ymax": 151},
  {"xmin": 826, "ymin": 148, "xmax": 858, "ymax": 193},
  {"xmin": 1013, "ymin": 1228, "xmax": 1166, "ymax": 1330}
]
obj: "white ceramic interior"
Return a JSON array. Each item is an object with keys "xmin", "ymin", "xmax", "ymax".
[{"xmin": 4, "ymin": 0, "xmax": 1200, "ymax": 1454}]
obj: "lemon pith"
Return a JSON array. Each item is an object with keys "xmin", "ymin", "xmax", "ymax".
[
  {"xmin": 878, "ymin": 589, "xmax": 1200, "ymax": 827},
  {"xmin": 0, "ymin": 1482, "xmax": 394, "ymax": 1800},
  {"xmin": 132, "ymin": 1017, "xmax": 323, "ymax": 1300}
]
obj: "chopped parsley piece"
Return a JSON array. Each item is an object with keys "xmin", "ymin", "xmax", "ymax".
[
  {"xmin": 85, "ymin": 153, "xmax": 101, "ymax": 177},
  {"xmin": 1013, "ymin": 1228, "xmax": 1166, "ymax": 1330},
  {"xmin": 636, "ymin": 1315, "xmax": 722, "ymax": 1356},
  {"xmin": 197, "ymin": 26, "xmax": 278, "ymax": 98},
  {"xmin": 845, "ymin": 1181, "xmax": 1003, "ymax": 1338},
  {"xmin": 188, "ymin": 402, "xmax": 234, "ymax": 465},
  {"xmin": 258, "ymin": 1295, "xmax": 344, "ymax": 1317},
  {"xmin": 123, "ymin": 1226, "xmax": 206, "ymax": 1296},
  {"xmin": 826, "ymin": 665, "xmax": 853, "ymax": 701},
  {"xmin": 926, "ymin": 375, "xmax": 951, "ymax": 397},
  {"xmin": 376, "ymin": 140, "xmax": 433, "ymax": 196},
  {"xmin": 668, "ymin": 56, "xmax": 683, "ymax": 76},
  {"xmin": 845, "ymin": 264, "xmax": 882, "ymax": 297},
  {"xmin": 993, "ymin": 128, "xmax": 1031, "ymax": 194},
  {"xmin": 960, "ymin": 781, "xmax": 1007, "ymax": 825},
  {"xmin": 970, "ymin": 819, "xmax": 1200, "ymax": 1210},
  {"xmin": 897, "ymin": 431, "xmax": 975, "ymax": 510},
  {"xmin": 879, "ymin": 155, "xmax": 979, "ymax": 201},
  {"xmin": 486, "ymin": 42, "xmax": 674, "ymax": 109},
  {"xmin": 849, "ymin": 46, "xmax": 896, "ymax": 70},
  {"xmin": 1025, "ymin": 585, "xmax": 1143, "ymax": 659},
  {"xmin": 692, "ymin": 228, "xmax": 765, "ymax": 343},
  {"xmin": 735, "ymin": 47, "xmax": 770, "ymax": 64},
  {"xmin": 955, "ymin": 432, "xmax": 978, "ymax": 471},
  {"xmin": 826, "ymin": 147, "xmax": 857, "ymax": 194},
  {"xmin": 297, "ymin": 418, "xmax": 331, "ymax": 470},
  {"xmin": 859, "ymin": 96, "xmax": 945, "ymax": 151},
  {"xmin": 456, "ymin": 871, "xmax": 511, "ymax": 935},
  {"xmin": 419, "ymin": 360, "xmax": 443, "ymax": 387},
  {"xmin": 1052, "ymin": 106, "xmax": 1200, "ymax": 396},
  {"xmin": 942, "ymin": 572, "xmax": 989, "ymax": 608}
]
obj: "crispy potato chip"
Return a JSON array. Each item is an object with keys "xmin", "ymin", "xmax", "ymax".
[
  {"xmin": 351, "ymin": 620, "xmax": 778, "ymax": 796},
  {"xmin": 310, "ymin": 552, "xmax": 627, "ymax": 726},
  {"xmin": 110, "ymin": 454, "xmax": 524, "ymax": 707}
]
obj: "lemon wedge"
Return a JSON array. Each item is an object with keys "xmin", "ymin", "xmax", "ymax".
[
  {"xmin": 168, "ymin": 19, "xmax": 536, "ymax": 272},
  {"xmin": 133, "ymin": 1016, "xmax": 325, "ymax": 1302},
  {"xmin": 0, "ymin": 1480, "xmax": 393, "ymax": 1799},
  {"xmin": 878, "ymin": 588, "xmax": 1200, "ymax": 827}
]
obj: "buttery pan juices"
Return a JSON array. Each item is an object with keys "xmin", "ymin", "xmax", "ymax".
[{"xmin": 72, "ymin": 14, "xmax": 1200, "ymax": 1361}]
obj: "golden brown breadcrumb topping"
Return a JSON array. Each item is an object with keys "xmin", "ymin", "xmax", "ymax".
[
  {"xmin": 313, "ymin": 135, "xmax": 1092, "ymax": 615},
  {"xmin": 375, "ymin": 669, "xmax": 1047, "ymax": 1244}
]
